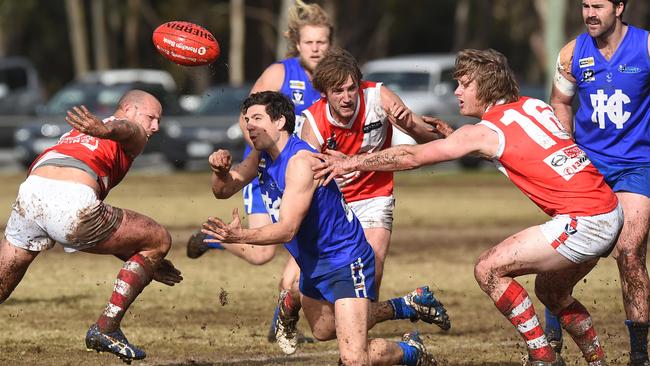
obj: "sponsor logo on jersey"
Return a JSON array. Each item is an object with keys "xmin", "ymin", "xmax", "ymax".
[
  {"xmin": 618, "ymin": 64, "xmax": 642, "ymax": 74},
  {"xmin": 289, "ymin": 80, "xmax": 306, "ymax": 89},
  {"xmin": 581, "ymin": 69, "xmax": 595, "ymax": 83},
  {"xmin": 326, "ymin": 132, "xmax": 337, "ymax": 150},
  {"xmin": 579, "ymin": 57, "xmax": 595, "ymax": 68},
  {"xmin": 544, "ymin": 144, "xmax": 590, "ymax": 181},
  {"xmin": 362, "ymin": 121, "xmax": 383, "ymax": 133}
]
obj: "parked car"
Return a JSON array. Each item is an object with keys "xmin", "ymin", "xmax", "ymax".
[
  {"xmin": 0, "ymin": 57, "xmax": 45, "ymax": 147},
  {"xmin": 160, "ymin": 84, "xmax": 249, "ymax": 170},
  {"xmin": 13, "ymin": 69, "xmax": 184, "ymax": 167},
  {"xmin": 363, "ymin": 54, "xmax": 480, "ymax": 168},
  {"xmin": 0, "ymin": 57, "xmax": 44, "ymax": 115}
]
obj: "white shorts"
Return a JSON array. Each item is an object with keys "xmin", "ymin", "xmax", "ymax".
[
  {"xmin": 4, "ymin": 175, "xmax": 123, "ymax": 252},
  {"xmin": 540, "ymin": 204, "xmax": 623, "ymax": 263},
  {"xmin": 348, "ymin": 195, "xmax": 395, "ymax": 231}
]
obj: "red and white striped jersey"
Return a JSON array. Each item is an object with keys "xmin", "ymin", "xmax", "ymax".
[
  {"xmin": 33, "ymin": 116, "xmax": 134, "ymax": 200},
  {"xmin": 303, "ymin": 81, "xmax": 393, "ymax": 202},
  {"xmin": 480, "ymin": 97, "xmax": 617, "ymax": 217}
]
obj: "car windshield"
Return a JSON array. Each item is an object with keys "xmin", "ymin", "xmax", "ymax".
[
  {"xmin": 194, "ymin": 86, "xmax": 250, "ymax": 116},
  {"xmin": 365, "ymin": 72, "xmax": 430, "ymax": 92},
  {"xmin": 45, "ymin": 84, "xmax": 126, "ymax": 116}
]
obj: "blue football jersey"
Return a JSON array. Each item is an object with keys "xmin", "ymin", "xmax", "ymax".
[
  {"xmin": 258, "ymin": 135, "xmax": 370, "ymax": 278},
  {"xmin": 571, "ymin": 25, "xmax": 650, "ymax": 166},
  {"xmin": 279, "ymin": 57, "xmax": 321, "ymax": 116}
]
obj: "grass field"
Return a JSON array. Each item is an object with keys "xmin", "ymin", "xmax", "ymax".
[{"xmin": 0, "ymin": 170, "xmax": 632, "ymax": 365}]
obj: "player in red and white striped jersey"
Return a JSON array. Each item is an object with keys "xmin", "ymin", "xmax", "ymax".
[
  {"xmin": 313, "ymin": 49, "xmax": 622, "ymax": 366},
  {"xmin": 0, "ymin": 90, "xmax": 182, "ymax": 363}
]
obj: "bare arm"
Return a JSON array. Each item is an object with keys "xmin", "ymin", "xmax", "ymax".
[
  {"xmin": 65, "ymin": 105, "xmax": 147, "ymax": 157},
  {"xmin": 549, "ymin": 40, "xmax": 577, "ymax": 135},
  {"xmin": 203, "ymin": 151, "xmax": 319, "ymax": 245},
  {"xmin": 210, "ymin": 149, "xmax": 260, "ymax": 199},
  {"xmin": 313, "ymin": 124, "xmax": 498, "ymax": 184},
  {"xmin": 380, "ymin": 85, "xmax": 438, "ymax": 143}
]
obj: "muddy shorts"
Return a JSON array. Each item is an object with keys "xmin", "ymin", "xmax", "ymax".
[
  {"xmin": 348, "ymin": 195, "xmax": 395, "ymax": 231},
  {"xmin": 539, "ymin": 203, "xmax": 623, "ymax": 263},
  {"xmin": 4, "ymin": 175, "xmax": 123, "ymax": 252}
]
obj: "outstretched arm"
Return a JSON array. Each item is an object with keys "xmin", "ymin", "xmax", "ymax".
[
  {"xmin": 65, "ymin": 105, "xmax": 147, "ymax": 157},
  {"xmin": 203, "ymin": 151, "xmax": 319, "ymax": 245},
  {"xmin": 313, "ymin": 124, "xmax": 498, "ymax": 185}
]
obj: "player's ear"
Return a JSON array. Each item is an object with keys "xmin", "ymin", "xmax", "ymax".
[{"xmin": 276, "ymin": 115, "xmax": 286, "ymax": 131}]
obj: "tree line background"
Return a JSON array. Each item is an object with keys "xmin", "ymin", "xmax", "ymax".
[{"xmin": 0, "ymin": 0, "xmax": 648, "ymax": 98}]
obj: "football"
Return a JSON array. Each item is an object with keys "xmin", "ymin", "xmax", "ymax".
[{"xmin": 152, "ymin": 21, "xmax": 220, "ymax": 66}]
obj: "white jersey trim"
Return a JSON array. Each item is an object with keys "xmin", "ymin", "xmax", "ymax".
[
  {"xmin": 477, "ymin": 120, "xmax": 506, "ymax": 158},
  {"xmin": 302, "ymin": 110, "xmax": 325, "ymax": 148}
]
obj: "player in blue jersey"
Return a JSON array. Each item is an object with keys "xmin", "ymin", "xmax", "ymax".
[
  {"xmin": 184, "ymin": 0, "xmax": 332, "ymax": 345},
  {"xmin": 202, "ymin": 91, "xmax": 447, "ymax": 365},
  {"xmin": 547, "ymin": 1, "xmax": 650, "ymax": 365}
]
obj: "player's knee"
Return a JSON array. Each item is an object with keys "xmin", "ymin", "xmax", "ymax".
[
  {"xmin": 153, "ymin": 227, "xmax": 172, "ymax": 256},
  {"xmin": 473, "ymin": 259, "xmax": 493, "ymax": 289},
  {"xmin": 615, "ymin": 247, "xmax": 647, "ymax": 266},
  {"xmin": 311, "ymin": 327, "xmax": 336, "ymax": 341}
]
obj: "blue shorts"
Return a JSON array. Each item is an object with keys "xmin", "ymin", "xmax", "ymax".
[
  {"xmin": 299, "ymin": 251, "xmax": 377, "ymax": 304},
  {"xmin": 242, "ymin": 178, "xmax": 267, "ymax": 214},
  {"xmin": 592, "ymin": 161, "xmax": 650, "ymax": 198}
]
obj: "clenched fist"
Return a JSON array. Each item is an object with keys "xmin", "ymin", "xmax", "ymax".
[{"xmin": 208, "ymin": 150, "xmax": 232, "ymax": 175}]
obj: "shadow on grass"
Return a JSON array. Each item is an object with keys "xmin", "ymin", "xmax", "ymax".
[{"xmin": 4, "ymin": 293, "xmax": 90, "ymax": 306}]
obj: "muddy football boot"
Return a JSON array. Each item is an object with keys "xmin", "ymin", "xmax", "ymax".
[
  {"xmin": 85, "ymin": 323, "xmax": 145, "ymax": 364},
  {"xmin": 522, "ymin": 354, "xmax": 566, "ymax": 366},
  {"xmin": 274, "ymin": 289, "xmax": 299, "ymax": 354},
  {"xmin": 404, "ymin": 286, "xmax": 451, "ymax": 330},
  {"xmin": 403, "ymin": 331, "xmax": 437, "ymax": 366}
]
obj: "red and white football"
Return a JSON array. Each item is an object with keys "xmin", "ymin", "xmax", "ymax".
[{"xmin": 152, "ymin": 21, "xmax": 220, "ymax": 66}]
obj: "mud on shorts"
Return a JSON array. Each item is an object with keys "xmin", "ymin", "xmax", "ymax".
[
  {"xmin": 299, "ymin": 245, "xmax": 377, "ymax": 303},
  {"xmin": 348, "ymin": 195, "xmax": 395, "ymax": 231},
  {"xmin": 539, "ymin": 203, "xmax": 623, "ymax": 263},
  {"xmin": 4, "ymin": 175, "xmax": 123, "ymax": 252}
]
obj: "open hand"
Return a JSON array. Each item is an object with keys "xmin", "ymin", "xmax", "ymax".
[
  {"xmin": 311, "ymin": 150, "xmax": 355, "ymax": 186},
  {"xmin": 65, "ymin": 105, "xmax": 110, "ymax": 138},
  {"xmin": 153, "ymin": 259, "xmax": 183, "ymax": 286},
  {"xmin": 202, "ymin": 208, "xmax": 243, "ymax": 243},
  {"xmin": 422, "ymin": 116, "xmax": 454, "ymax": 138}
]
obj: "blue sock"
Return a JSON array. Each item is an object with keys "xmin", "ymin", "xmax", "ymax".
[
  {"xmin": 397, "ymin": 341, "xmax": 418, "ymax": 366},
  {"xmin": 389, "ymin": 297, "xmax": 415, "ymax": 320},
  {"xmin": 544, "ymin": 308, "xmax": 563, "ymax": 343},
  {"xmin": 626, "ymin": 320, "xmax": 649, "ymax": 363},
  {"xmin": 270, "ymin": 305, "xmax": 279, "ymax": 332}
]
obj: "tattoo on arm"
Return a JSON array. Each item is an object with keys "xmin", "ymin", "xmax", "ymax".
[{"xmin": 360, "ymin": 148, "xmax": 413, "ymax": 171}]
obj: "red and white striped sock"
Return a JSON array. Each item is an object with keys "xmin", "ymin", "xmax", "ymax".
[
  {"xmin": 97, "ymin": 253, "xmax": 154, "ymax": 332},
  {"xmin": 495, "ymin": 280, "xmax": 556, "ymax": 362},
  {"xmin": 558, "ymin": 300, "xmax": 605, "ymax": 363}
]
